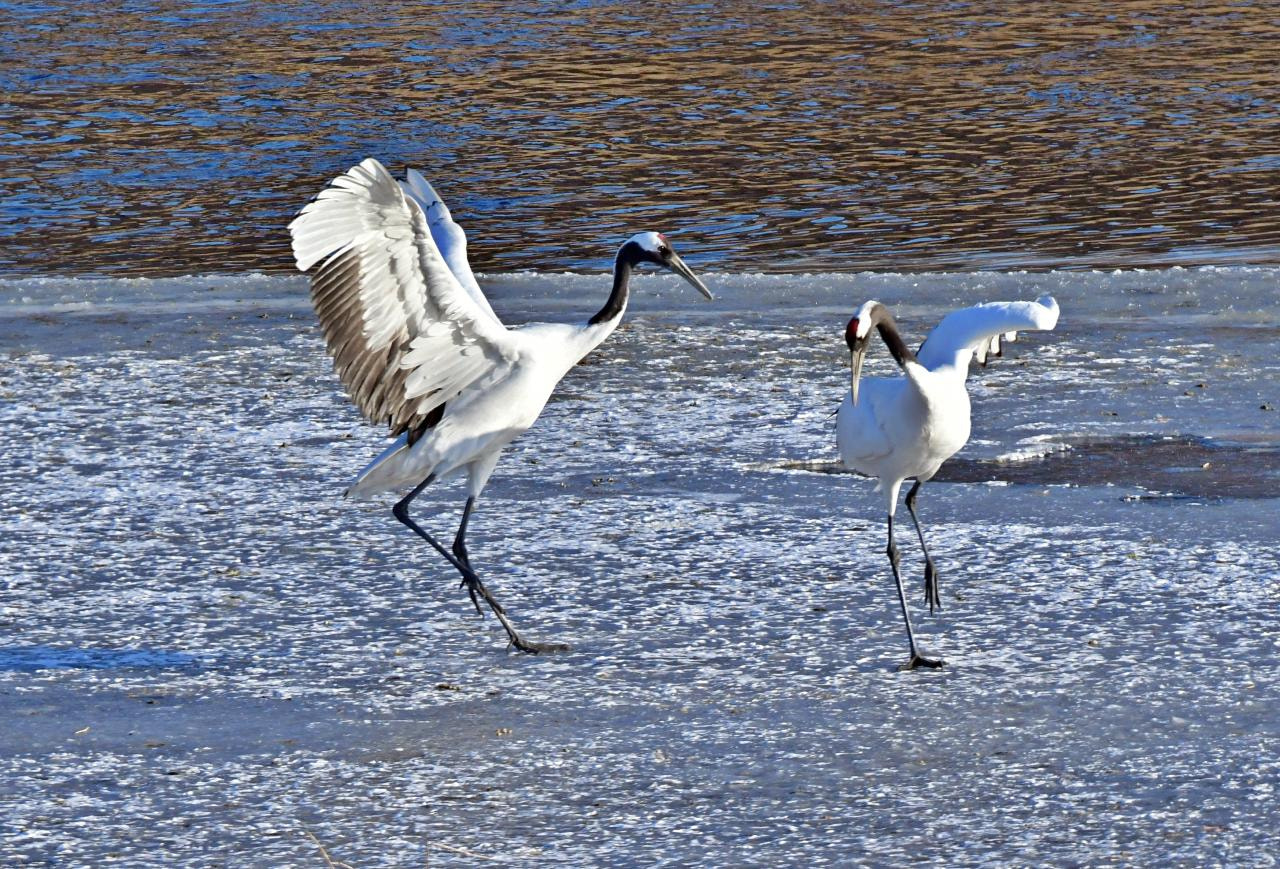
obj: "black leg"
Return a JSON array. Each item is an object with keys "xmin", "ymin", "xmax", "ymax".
[
  {"xmin": 452, "ymin": 497, "xmax": 482, "ymax": 615},
  {"xmin": 905, "ymin": 480, "xmax": 942, "ymax": 614},
  {"xmin": 452, "ymin": 496, "xmax": 474, "ymax": 568},
  {"xmin": 886, "ymin": 513, "xmax": 944, "ymax": 671},
  {"xmin": 392, "ymin": 476, "xmax": 569, "ymax": 654}
]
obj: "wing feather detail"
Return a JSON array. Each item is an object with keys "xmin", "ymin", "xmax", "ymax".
[
  {"xmin": 398, "ymin": 168, "xmax": 502, "ymax": 327},
  {"xmin": 288, "ymin": 158, "xmax": 517, "ymax": 438}
]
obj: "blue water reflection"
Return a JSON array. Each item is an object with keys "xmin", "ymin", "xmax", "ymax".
[
  {"xmin": 0, "ymin": 646, "xmax": 199, "ymax": 673},
  {"xmin": 1, "ymin": 1, "xmax": 1278, "ymax": 276}
]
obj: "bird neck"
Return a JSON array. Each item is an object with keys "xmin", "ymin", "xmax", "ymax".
[
  {"xmin": 588, "ymin": 245, "xmax": 639, "ymax": 327},
  {"xmin": 870, "ymin": 305, "xmax": 917, "ymax": 370}
]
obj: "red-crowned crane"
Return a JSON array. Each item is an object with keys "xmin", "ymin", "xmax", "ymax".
[
  {"xmin": 290, "ymin": 159, "xmax": 712, "ymax": 653},
  {"xmin": 837, "ymin": 295, "xmax": 1060, "ymax": 669}
]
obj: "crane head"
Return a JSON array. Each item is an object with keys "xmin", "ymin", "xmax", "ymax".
[
  {"xmin": 624, "ymin": 232, "xmax": 713, "ymax": 300},
  {"xmin": 844, "ymin": 301, "xmax": 881, "ymax": 406}
]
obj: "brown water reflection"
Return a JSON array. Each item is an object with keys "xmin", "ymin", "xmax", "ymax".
[{"xmin": 3, "ymin": 1, "xmax": 1279, "ymax": 276}]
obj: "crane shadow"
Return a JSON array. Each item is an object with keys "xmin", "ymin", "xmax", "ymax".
[{"xmin": 763, "ymin": 434, "xmax": 1280, "ymax": 500}]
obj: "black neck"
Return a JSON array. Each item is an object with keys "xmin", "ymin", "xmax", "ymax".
[
  {"xmin": 589, "ymin": 242, "xmax": 643, "ymax": 326},
  {"xmin": 872, "ymin": 305, "xmax": 917, "ymax": 368}
]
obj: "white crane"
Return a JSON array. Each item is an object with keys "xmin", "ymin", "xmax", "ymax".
[
  {"xmin": 837, "ymin": 295, "xmax": 1060, "ymax": 670},
  {"xmin": 289, "ymin": 158, "xmax": 712, "ymax": 653}
]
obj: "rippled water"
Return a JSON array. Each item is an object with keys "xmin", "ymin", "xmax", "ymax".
[{"xmin": 4, "ymin": 1, "xmax": 1280, "ymax": 275}]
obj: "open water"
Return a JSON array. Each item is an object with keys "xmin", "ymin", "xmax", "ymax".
[
  {"xmin": 2, "ymin": 2, "xmax": 1279, "ymax": 866},
  {"xmin": 3, "ymin": 0, "xmax": 1280, "ymax": 275}
]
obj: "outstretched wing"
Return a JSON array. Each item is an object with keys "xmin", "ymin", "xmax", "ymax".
[
  {"xmin": 398, "ymin": 168, "xmax": 502, "ymax": 327},
  {"xmin": 288, "ymin": 158, "xmax": 517, "ymax": 438},
  {"xmin": 916, "ymin": 294, "xmax": 1059, "ymax": 372}
]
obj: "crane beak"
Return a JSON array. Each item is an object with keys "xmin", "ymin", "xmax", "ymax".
[
  {"xmin": 667, "ymin": 253, "xmax": 713, "ymax": 300},
  {"xmin": 850, "ymin": 346, "xmax": 865, "ymax": 406}
]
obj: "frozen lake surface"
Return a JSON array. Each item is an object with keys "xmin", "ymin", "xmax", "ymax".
[{"xmin": 2, "ymin": 268, "xmax": 1278, "ymax": 864}]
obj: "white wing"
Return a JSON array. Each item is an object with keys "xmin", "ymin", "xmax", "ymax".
[
  {"xmin": 398, "ymin": 169, "xmax": 501, "ymax": 326},
  {"xmin": 289, "ymin": 158, "xmax": 518, "ymax": 438},
  {"xmin": 916, "ymin": 295, "xmax": 1059, "ymax": 372}
]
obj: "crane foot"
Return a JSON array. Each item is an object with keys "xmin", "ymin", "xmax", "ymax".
[
  {"xmin": 923, "ymin": 561, "xmax": 941, "ymax": 613},
  {"xmin": 509, "ymin": 635, "xmax": 572, "ymax": 655},
  {"xmin": 898, "ymin": 652, "xmax": 945, "ymax": 671}
]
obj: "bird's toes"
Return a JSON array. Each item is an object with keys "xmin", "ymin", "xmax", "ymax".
[
  {"xmin": 458, "ymin": 577, "xmax": 485, "ymax": 616},
  {"xmin": 511, "ymin": 637, "xmax": 572, "ymax": 655},
  {"xmin": 898, "ymin": 653, "xmax": 945, "ymax": 671},
  {"xmin": 923, "ymin": 562, "xmax": 941, "ymax": 613}
]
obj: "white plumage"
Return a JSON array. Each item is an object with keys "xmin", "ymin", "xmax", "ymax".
[
  {"xmin": 289, "ymin": 158, "xmax": 711, "ymax": 653},
  {"xmin": 836, "ymin": 294, "xmax": 1060, "ymax": 669},
  {"xmin": 290, "ymin": 159, "xmax": 514, "ymax": 445}
]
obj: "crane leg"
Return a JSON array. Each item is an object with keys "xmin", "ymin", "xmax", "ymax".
[
  {"xmin": 887, "ymin": 513, "xmax": 944, "ymax": 671},
  {"xmin": 392, "ymin": 475, "xmax": 570, "ymax": 654},
  {"xmin": 452, "ymin": 497, "xmax": 482, "ymax": 615},
  {"xmin": 904, "ymin": 480, "xmax": 942, "ymax": 614}
]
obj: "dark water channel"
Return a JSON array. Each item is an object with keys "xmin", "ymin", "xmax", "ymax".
[
  {"xmin": 779, "ymin": 435, "xmax": 1280, "ymax": 500},
  {"xmin": 4, "ymin": 0, "xmax": 1280, "ymax": 276}
]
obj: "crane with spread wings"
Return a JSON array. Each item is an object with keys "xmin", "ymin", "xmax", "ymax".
[
  {"xmin": 290, "ymin": 159, "xmax": 712, "ymax": 653},
  {"xmin": 837, "ymin": 295, "xmax": 1060, "ymax": 669}
]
